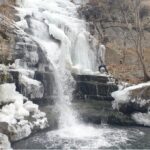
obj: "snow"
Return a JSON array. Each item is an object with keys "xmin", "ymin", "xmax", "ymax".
[
  {"xmin": 20, "ymin": 75, "xmax": 41, "ymax": 87},
  {"xmin": 33, "ymin": 117, "xmax": 48, "ymax": 129},
  {"xmin": 24, "ymin": 101, "xmax": 38, "ymax": 113},
  {"xmin": 0, "ymin": 84, "xmax": 29, "ymax": 123},
  {"xmin": 112, "ymin": 81, "xmax": 150, "ymax": 126},
  {"xmin": 0, "ymin": 83, "xmax": 24, "ymax": 105},
  {"xmin": 132, "ymin": 112, "xmax": 150, "ymax": 126},
  {"xmin": 19, "ymin": 75, "xmax": 44, "ymax": 99},
  {"xmin": 16, "ymin": 20, "xmax": 28, "ymax": 29},
  {"xmin": 0, "ymin": 133, "xmax": 12, "ymax": 150},
  {"xmin": 32, "ymin": 111, "xmax": 46, "ymax": 119},
  {"xmin": 0, "ymin": 83, "xmax": 48, "ymax": 141},
  {"xmin": 112, "ymin": 82, "xmax": 150, "ymax": 109}
]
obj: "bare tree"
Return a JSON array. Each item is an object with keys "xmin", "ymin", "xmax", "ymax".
[
  {"xmin": 118, "ymin": 0, "xmax": 150, "ymax": 81},
  {"xmin": 81, "ymin": 0, "xmax": 150, "ymax": 81}
]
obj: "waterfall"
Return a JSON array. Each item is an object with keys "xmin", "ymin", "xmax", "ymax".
[
  {"xmin": 13, "ymin": 1, "xmax": 136, "ymax": 149},
  {"xmin": 16, "ymin": 0, "xmax": 96, "ymax": 128},
  {"xmin": 16, "ymin": 0, "xmax": 96, "ymax": 73}
]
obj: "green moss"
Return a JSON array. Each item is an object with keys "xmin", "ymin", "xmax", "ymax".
[{"xmin": 0, "ymin": 73, "xmax": 13, "ymax": 84}]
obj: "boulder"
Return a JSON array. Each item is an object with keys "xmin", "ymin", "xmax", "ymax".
[
  {"xmin": 112, "ymin": 82, "xmax": 150, "ymax": 114},
  {"xmin": 112, "ymin": 82, "xmax": 150, "ymax": 126}
]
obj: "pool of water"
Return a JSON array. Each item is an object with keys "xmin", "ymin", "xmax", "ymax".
[{"xmin": 12, "ymin": 124, "xmax": 150, "ymax": 149}]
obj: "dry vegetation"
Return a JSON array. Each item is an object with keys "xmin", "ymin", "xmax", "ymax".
[
  {"xmin": 0, "ymin": 0, "xmax": 16, "ymax": 64},
  {"xmin": 80, "ymin": 0, "xmax": 150, "ymax": 83},
  {"xmin": 0, "ymin": 0, "xmax": 16, "ymax": 19}
]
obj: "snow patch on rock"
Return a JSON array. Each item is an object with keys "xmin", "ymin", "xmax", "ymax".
[
  {"xmin": 19, "ymin": 75, "xmax": 44, "ymax": 99},
  {"xmin": 112, "ymin": 82, "xmax": 150, "ymax": 109},
  {"xmin": 0, "ymin": 83, "xmax": 48, "ymax": 142},
  {"xmin": 112, "ymin": 82, "xmax": 150, "ymax": 126},
  {"xmin": 132, "ymin": 112, "xmax": 150, "ymax": 126},
  {"xmin": 0, "ymin": 133, "xmax": 12, "ymax": 150}
]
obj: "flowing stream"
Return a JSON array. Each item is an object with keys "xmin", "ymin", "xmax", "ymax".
[{"xmin": 14, "ymin": 0, "xmax": 146, "ymax": 149}]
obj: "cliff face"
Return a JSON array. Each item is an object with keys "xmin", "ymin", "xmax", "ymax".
[
  {"xmin": 0, "ymin": 0, "xmax": 55, "ymax": 143},
  {"xmin": 79, "ymin": 0, "xmax": 150, "ymax": 83},
  {"xmin": 0, "ymin": 1, "xmax": 16, "ymax": 65}
]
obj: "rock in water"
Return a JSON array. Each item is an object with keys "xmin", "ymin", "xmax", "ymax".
[{"xmin": 112, "ymin": 82, "xmax": 150, "ymax": 126}]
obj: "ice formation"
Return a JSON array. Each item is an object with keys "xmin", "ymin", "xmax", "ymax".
[
  {"xmin": 0, "ymin": 83, "xmax": 48, "ymax": 141},
  {"xmin": 112, "ymin": 82, "xmax": 150, "ymax": 109},
  {"xmin": 16, "ymin": 0, "xmax": 97, "ymax": 75},
  {"xmin": 132, "ymin": 112, "xmax": 150, "ymax": 126},
  {"xmin": 98, "ymin": 44, "xmax": 106, "ymax": 65},
  {"xmin": 112, "ymin": 82, "xmax": 150, "ymax": 126},
  {"xmin": 19, "ymin": 75, "xmax": 44, "ymax": 99},
  {"xmin": 0, "ymin": 133, "xmax": 12, "ymax": 150}
]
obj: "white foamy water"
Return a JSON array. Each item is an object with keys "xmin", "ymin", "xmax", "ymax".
[
  {"xmin": 34, "ymin": 125, "xmax": 135, "ymax": 149},
  {"xmin": 16, "ymin": 0, "xmax": 133, "ymax": 148}
]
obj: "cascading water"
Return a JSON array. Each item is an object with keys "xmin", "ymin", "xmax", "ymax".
[
  {"xmin": 15, "ymin": 0, "xmax": 138, "ymax": 149},
  {"xmin": 16, "ymin": 0, "xmax": 95, "ymax": 129}
]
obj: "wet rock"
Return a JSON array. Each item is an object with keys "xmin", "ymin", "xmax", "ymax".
[
  {"xmin": 119, "ymin": 102, "xmax": 148, "ymax": 115},
  {"xmin": 34, "ymin": 71, "xmax": 56, "ymax": 103},
  {"xmin": 73, "ymin": 74, "xmax": 108, "ymax": 83},
  {"xmin": 73, "ymin": 75, "xmax": 118, "ymax": 101},
  {"xmin": 107, "ymin": 112, "xmax": 137, "ymax": 126},
  {"xmin": 76, "ymin": 82, "xmax": 97, "ymax": 96},
  {"xmin": 0, "ymin": 122, "xmax": 9, "ymax": 135},
  {"xmin": 73, "ymin": 100, "xmax": 137, "ymax": 126}
]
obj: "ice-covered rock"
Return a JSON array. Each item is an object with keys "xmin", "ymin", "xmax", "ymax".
[
  {"xmin": 8, "ymin": 122, "xmax": 32, "ymax": 141},
  {"xmin": 112, "ymin": 82, "xmax": 150, "ymax": 110},
  {"xmin": 0, "ymin": 83, "xmax": 23, "ymax": 105},
  {"xmin": 19, "ymin": 75, "xmax": 44, "ymax": 99},
  {"xmin": 0, "ymin": 133, "xmax": 12, "ymax": 150},
  {"xmin": 0, "ymin": 83, "xmax": 48, "ymax": 142},
  {"xmin": 132, "ymin": 112, "xmax": 150, "ymax": 126},
  {"xmin": 112, "ymin": 82, "xmax": 150, "ymax": 126},
  {"xmin": 24, "ymin": 101, "xmax": 38, "ymax": 112}
]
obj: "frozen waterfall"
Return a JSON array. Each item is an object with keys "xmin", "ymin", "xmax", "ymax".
[
  {"xmin": 16, "ymin": 0, "xmax": 97, "ymax": 128},
  {"xmin": 14, "ymin": 0, "xmax": 134, "ymax": 148},
  {"xmin": 16, "ymin": 0, "xmax": 96, "ymax": 74}
]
